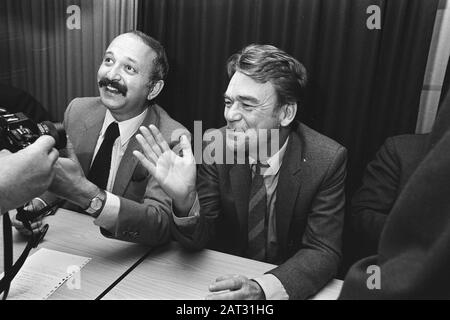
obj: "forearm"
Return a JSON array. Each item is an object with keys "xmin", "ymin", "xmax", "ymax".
[{"xmin": 55, "ymin": 178, "xmax": 100, "ymax": 210}]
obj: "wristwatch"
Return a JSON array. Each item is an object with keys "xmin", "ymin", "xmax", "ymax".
[{"xmin": 84, "ymin": 190, "xmax": 106, "ymax": 217}]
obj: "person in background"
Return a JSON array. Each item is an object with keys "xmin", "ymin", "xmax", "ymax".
[
  {"xmin": 340, "ymin": 92, "xmax": 450, "ymax": 299},
  {"xmin": 351, "ymin": 133, "xmax": 428, "ymax": 257}
]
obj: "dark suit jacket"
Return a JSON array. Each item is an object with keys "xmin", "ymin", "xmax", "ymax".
[
  {"xmin": 172, "ymin": 121, "xmax": 347, "ymax": 299},
  {"xmin": 340, "ymin": 93, "xmax": 450, "ymax": 299},
  {"xmin": 62, "ymin": 97, "xmax": 189, "ymax": 246},
  {"xmin": 351, "ymin": 134, "xmax": 428, "ymax": 257}
]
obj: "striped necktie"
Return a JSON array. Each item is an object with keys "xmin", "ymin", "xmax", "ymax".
[{"xmin": 247, "ymin": 162, "xmax": 269, "ymax": 261}]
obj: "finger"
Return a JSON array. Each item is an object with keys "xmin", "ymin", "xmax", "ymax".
[
  {"xmin": 205, "ymin": 291, "xmax": 242, "ymax": 300},
  {"xmin": 30, "ymin": 135, "xmax": 56, "ymax": 152},
  {"xmin": 64, "ymin": 139, "xmax": 78, "ymax": 161},
  {"xmin": 29, "ymin": 220, "xmax": 43, "ymax": 229},
  {"xmin": 0, "ymin": 149, "xmax": 11, "ymax": 158},
  {"xmin": 149, "ymin": 125, "xmax": 170, "ymax": 153},
  {"xmin": 133, "ymin": 150, "xmax": 156, "ymax": 176},
  {"xmin": 209, "ymin": 277, "xmax": 243, "ymax": 292},
  {"xmin": 179, "ymin": 135, "xmax": 193, "ymax": 159},
  {"xmin": 18, "ymin": 228, "xmax": 32, "ymax": 236},
  {"xmin": 12, "ymin": 220, "xmax": 26, "ymax": 230},
  {"xmin": 135, "ymin": 134, "xmax": 158, "ymax": 164},
  {"xmin": 48, "ymin": 148, "xmax": 59, "ymax": 166},
  {"xmin": 140, "ymin": 126, "xmax": 163, "ymax": 157},
  {"xmin": 18, "ymin": 220, "xmax": 43, "ymax": 232},
  {"xmin": 214, "ymin": 274, "xmax": 238, "ymax": 282}
]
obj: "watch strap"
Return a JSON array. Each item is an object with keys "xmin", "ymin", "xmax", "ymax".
[{"xmin": 84, "ymin": 190, "xmax": 107, "ymax": 217}]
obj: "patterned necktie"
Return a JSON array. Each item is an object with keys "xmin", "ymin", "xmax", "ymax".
[
  {"xmin": 247, "ymin": 162, "xmax": 269, "ymax": 261},
  {"xmin": 87, "ymin": 122, "xmax": 120, "ymax": 190}
]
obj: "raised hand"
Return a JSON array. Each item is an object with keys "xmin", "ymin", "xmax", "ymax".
[{"xmin": 133, "ymin": 125, "xmax": 197, "ymax": 214}]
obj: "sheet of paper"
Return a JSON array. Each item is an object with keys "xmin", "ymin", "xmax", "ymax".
[{"xmin": 2, "ymin": 248, "xmax": 91, "ymax": 300}]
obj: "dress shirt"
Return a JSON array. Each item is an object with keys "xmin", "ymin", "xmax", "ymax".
[{"xmin": 92, "ymin": 109, "xmax": 148, "ymax": 231}]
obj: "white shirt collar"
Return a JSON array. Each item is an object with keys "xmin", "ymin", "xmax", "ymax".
[
  {"xmin": 100, "ymin": 109, "xmax": 148, "ymax": 147},
  {"xmin": 249, "ymin": 137, "xmax": 289, "ymax": 176}
]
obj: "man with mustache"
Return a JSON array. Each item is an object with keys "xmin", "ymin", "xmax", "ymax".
[
  {"xmin": 134, "ymin": 44, "xmax": 347, "ymax": 299},
  {"xmin": 11, "ymin": 31, "xmax": 188, "ymax": 246}
]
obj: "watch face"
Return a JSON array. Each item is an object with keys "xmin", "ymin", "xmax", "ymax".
[{"xmin": 91, "ymin": 197, "xmax": 103, "ymax": 211}]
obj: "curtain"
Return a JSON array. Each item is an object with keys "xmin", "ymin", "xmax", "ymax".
[{"xmin": 0, "ymin": 0, "xmax": 137, "ymax": 121}]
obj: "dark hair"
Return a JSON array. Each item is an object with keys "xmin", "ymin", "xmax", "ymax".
[
  {"xmin": 127, "ymin": 30, "xmax": 169, "ymax": 83},
  {"xmin": 227, "ymin": 44, "xmax": 307, "ymax": 107}
]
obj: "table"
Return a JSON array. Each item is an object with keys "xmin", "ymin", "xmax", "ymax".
[
  {"xmin": 0, "ymin": 208, "xmax": 151, "ymax": 299},
  {"xmin": 102, "ymin": 242, "xmax": 343, "ymax": 300},
  {"xmin": 1, "ymin": 209, "xmax": 342, "ymax": 300}
]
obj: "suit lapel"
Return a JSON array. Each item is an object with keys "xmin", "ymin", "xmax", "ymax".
[
  {"xmin": 229, "ymin": 164, "xmax": 252, "ymax": 235},
  {"xmin": 275, "ymin": 129, "xmax": 304, "ymax": 249},
  {"xmin": 112, "ymin": 107, "xmax": 159, "ymax": 196},
  {"xmin": 78, "ymin": 108, "xmax": 105, "ymax": 175}
]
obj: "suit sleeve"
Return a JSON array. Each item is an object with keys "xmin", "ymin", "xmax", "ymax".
[
  {"xmin": 170, "ymin": 161, "xmax": 220, "ymax": 251},
  {"xmin": 351, "ymin": 138, "xmax": 400, "ymax": 256},
  {"xmin": 107, "ymin": 176, "xmax": 172, "ymax": 246},
  {"xmin": 268, "ymin": 146, "xmax": 347, "ymax": 300}
]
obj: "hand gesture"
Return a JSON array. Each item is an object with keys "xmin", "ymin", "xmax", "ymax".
[{"xmin": 133, "ymin": 125, "xmax": 196, "ymax": 213}]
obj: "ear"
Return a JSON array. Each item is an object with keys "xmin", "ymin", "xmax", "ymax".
[
  {"xmin": 279, "ymin": 103, "xmax": 297, "ymax": 127},
  {"xmin": 147, "ymin": 80, "xmax": 165, "ymax": 101}
]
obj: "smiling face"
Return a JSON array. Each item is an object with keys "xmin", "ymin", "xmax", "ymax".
[
  {"xmin": 97, "ymin": 33, "xmax": 156, "ymax": 121},
  {"xmin": 224, "ymin": 71, "xmax": 283, "ymax": 159}
]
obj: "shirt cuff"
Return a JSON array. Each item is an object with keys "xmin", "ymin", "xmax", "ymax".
[
  {"xmin": 253, "ymin": 274, "xmax": 289, "ymax": 300},
  {"xmin": 93, "ymin": 191, "xmax": 120, "ymax": 232},
  {"xmin": 172, "ymin": 193, "xmax": 200, "ymax": 227}
]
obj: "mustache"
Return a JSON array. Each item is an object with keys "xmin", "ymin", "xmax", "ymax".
[{"xmin": 98, "ymin": 78, "xmax": 128, "ymax": 96}]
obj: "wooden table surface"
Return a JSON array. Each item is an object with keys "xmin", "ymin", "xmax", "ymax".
[
  {"xmin": 102, "ymin": 242, "xmax": 343, "ymax": 300},
  {"xmin": 0, "ymin": 208, "xmax": 151, "ymax": 300},
  {"xmin": 1, "ymin": 209, "xmax": 342, "ymax": 300}
]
